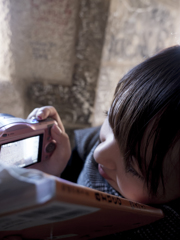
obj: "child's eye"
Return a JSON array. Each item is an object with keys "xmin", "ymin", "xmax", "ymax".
[{"xmin": 127, "ymin": 166, "xmax": 144, "ymax": 181}]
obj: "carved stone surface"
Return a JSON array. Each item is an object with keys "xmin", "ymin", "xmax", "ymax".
[
  {"xmin": 0, "ymin": 81, "xmax": 24, "ymax": 117},
  {"xmin": 27, "ymin": 0, "xmax": 110, "ymax": 132},
  {"xmin": 0, "ymin": 0, "xmax": 78, "ymax": 85},
  {"xmin": 11, "ymin": 0, "xmax": 78, "ymax": 85},
  {"xmin": 92, "ymin": 0, "xmax": 180, "ymax": 126}
]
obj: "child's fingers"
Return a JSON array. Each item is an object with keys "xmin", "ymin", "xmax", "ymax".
[
  {"xmin": 51, "ymin": 124, "xmax": 71, "ymax": 160},
  {"xmin": 27, "ymin": 108, "xmax": 40, "ymax": 119},
  {"xmin": 51, "ymin": 125, "xmax": 71, "ymax": 158},
  {"xmin": 46, "ymin": 124, "xmax": 71, "ymax": 176},
  {"xmin": 39, "ymin": 106, "xmax": 65, "ymax": 132},
  {"xmin": 27, "ymin": 106, "xmax": 65, "ymax": 132},
  {"xmin": 27, "ymin": 106, "xmax": 53, "ymax": 120}
]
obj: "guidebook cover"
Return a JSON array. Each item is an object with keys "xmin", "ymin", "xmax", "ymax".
[{"xmin": 0, "ymin": 164, "xmax": 164, "ymax": 240}]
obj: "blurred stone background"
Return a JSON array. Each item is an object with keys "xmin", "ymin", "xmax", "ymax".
[{"xmin": 0, "ymin": 0, "xmax": 180, "ymax": 146}]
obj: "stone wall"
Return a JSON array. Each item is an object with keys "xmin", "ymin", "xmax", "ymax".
[
  {"xmin": 0, "ymin": 0, "xmax": 180, "ymax": 145},
  {"xmin": 0, "ymin": 0, "xmax": 80, "ymax": 117},
  {"xmin": 27, "ymin": 0, "xmax": 110, "ymax": 129},
  {"xmin": 92, "ymin": 0, "xmax": 180, "ymax": 126},
  {"xmin": 0, "ymin": 0, "xmax": 110, "ymax": 146}
]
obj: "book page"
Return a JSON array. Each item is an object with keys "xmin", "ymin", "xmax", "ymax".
[
  {"xmin": 0, "ymin": 201, "xmax": 99, "ymax": 231},
  {"xmin": 0, "ymin": 163, "xmax": 55, "ymax": 215}
]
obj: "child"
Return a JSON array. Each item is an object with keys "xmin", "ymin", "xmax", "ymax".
[
  {"xmin": 29, "ymin": 45, "xmax": 180, "ymax": 205},
  {"xmin": 9, "ymin": 46, "xmax": 180, "ymax": 239}
]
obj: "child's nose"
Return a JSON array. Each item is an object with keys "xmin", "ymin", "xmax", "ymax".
[
  {"xmin": 99, "ymin": 160, "xmax": 116, "ymax": 170},
  {"xmin": 101, "ymin": 154, "xmax": 116, "ymax": 170},
  {"xmin": 94, "ymin": 145, "xmax": 116, "ymax": 170}
]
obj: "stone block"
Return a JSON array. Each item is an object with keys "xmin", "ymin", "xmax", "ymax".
[
  {"xmin": 92, "ymin": 0, "xmax": 180, "ymax": 126},
  {"xmin": 0, "ymin": 0, "xmax": 79, "ymax": 85}
]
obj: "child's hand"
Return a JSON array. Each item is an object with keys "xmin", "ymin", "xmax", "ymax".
[{"xmin": 27, "ymin": 106, "xmax": 71, "ymax": 177}]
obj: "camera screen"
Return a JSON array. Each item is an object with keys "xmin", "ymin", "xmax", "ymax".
[{"xmin": 0, "ymin": 135, "xmax": 42, "ymax": 167}]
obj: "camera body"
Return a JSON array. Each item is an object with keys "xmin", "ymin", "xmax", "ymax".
[{"xmin": 0, "ymin": 114, "xmax": 56, "ymax": 168}]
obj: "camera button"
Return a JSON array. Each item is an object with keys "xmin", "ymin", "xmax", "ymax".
[
  {"xmin": 45, "ymin": 142, "xmax": 56, "ymax": 153},
  {"xmin": 31, "ymin": 118, "xmax": 39, "ymax": 123}
]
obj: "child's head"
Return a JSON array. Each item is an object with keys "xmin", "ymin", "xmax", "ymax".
[{"xmin": 94, "ymin": 45, "xmax": 180, "ymax": 204}]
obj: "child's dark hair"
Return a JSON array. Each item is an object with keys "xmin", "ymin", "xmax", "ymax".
[{"xmin": 109, "ymin": 45, "xmax": 180, "ymax": 197}]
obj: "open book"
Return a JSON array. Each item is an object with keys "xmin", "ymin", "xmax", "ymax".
[{"xmin": 0, "ymin": 163, "xmax": 164, "ymax": 240}]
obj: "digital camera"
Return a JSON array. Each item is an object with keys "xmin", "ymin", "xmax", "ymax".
[{"xmin": 0, "ymin": 114, "xmax": 56, "ymax": 168}]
